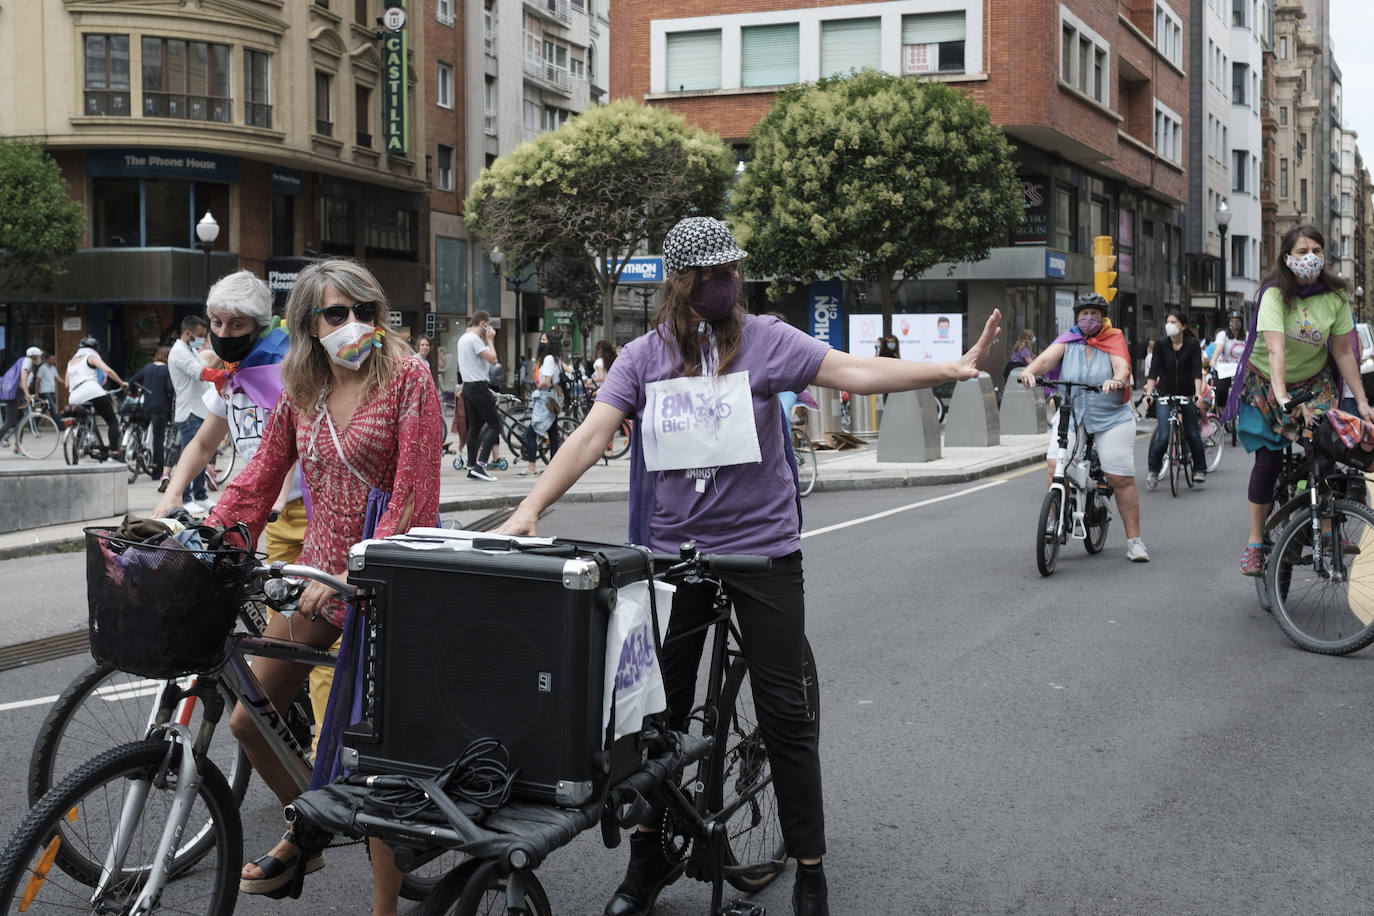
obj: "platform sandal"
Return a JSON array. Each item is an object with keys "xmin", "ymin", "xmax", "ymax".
[{"xmin": 239, "ymin": 828, "xmax": 326, "ymax": 898}]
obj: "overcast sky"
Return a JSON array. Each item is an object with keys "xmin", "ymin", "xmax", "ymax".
[{"xmin": 1329, "ymin": 0, "xmax": 1374, "ymax": 152}]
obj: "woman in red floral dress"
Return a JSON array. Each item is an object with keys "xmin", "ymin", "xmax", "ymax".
[{"xmin": 207, "ymin": 258, "xmax": 441, "ymax": 913}]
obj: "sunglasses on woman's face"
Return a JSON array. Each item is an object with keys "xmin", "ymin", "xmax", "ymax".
[{"xmin": 313, "ymin": 302, "xmax": 379, "ymax": 326}]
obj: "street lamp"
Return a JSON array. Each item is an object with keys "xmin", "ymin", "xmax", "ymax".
[
  {"xmin": 635, "ymin": 287, "xmax": 655, "ymax": 334},
  {"xmin": 1215, "ymin": 199, "xmax": 1232, "ymax": 324},
  {"xmin": 195, "ymin": 211, "xmax": 219, "ymax": 298},
  {"xmin": 1358, "ymin": 285, "xmax": 1365, "ymax": 323}
]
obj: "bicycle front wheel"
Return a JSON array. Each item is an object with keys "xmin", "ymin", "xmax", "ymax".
[
  {"xmin": 1201, "ymin": 412, "xmax": 1224, "ymax": 473},
  {"xmin": 792, "ymin": 428, "xmax": 817, "ymax": 497},
  {"xmin": 416, "ymin": 859, "xmax": 552, "ymax": 915},
  {"xmin": 0, "ymin": 740, "xmax": 241, "ymax": 914},
  {"xmin": 211, "ymin": 433, "xmax": 235, "ymax": 481},
  {"xmin": 1270, "ymin": 498, "xmax": 1374, "ymax": 655},
  {"xmin": 1168, "ymin": 433, "xmax": 1182, "ymax": 497},
  {"xmin": 1036, "ymin": 488, "xmax": 1063, "ymax": 577},
  {"xmin": 28, "ymin": 661, "xmax": 252, "ymax": 809},
  {"xmin": 707, "ymin": 640, "xmax": 820, "ymax": 893},
  {"xmin": 17, "ymin": 413, "xmax": 59, "ymax": 460},
  {"xmin": 62, "ymin": 425, "xmax": 81, "ymax": 465}
]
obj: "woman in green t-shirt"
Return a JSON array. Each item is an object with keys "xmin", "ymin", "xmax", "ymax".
[{"xmin": 1238, "ymin": 223, "xmax": 1373, "ymax": 575}]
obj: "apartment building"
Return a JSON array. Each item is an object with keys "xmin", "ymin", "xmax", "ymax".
[
  {"xmin": 1268, "ymin": 0, "xmax": 1318, "ymax": 245},
  {"xmin": 1224, "ymin": 0, "xmax": 1266, "ymax": 313},
  {"xmin": 1187, "ymin": 0, "xmax": 1238, "ymax": 325},
  {"xmin": 0, "ymin": 0, "xmax": 430, "ymax": 374},
  {"xmin": 611, "ymin": 0, "xmax": 1190, "ymax": 369}
]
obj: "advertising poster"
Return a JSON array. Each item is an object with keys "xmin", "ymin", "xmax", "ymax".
[
  {"xmin": 847, "ymin": 314, "xmax": 883, "ymax": 358},
  {"xmin": 893, "ymin": 313, "xmax": 963, "ymax": 362}
]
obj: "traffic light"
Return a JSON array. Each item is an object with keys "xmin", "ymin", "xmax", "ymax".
[{"xmin": 1093, "ymin": 235, "xmax": 1117, "ymax": 304}]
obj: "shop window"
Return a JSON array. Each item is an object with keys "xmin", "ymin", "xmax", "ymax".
[
  {"xmin": 319, "ymin": 196, "xmax": 354, "ymax": 255},
  {"xmin": 83, "ymin": 35, "xmax": 130, "ymax": 116},
  {"xmin": 1053, "ymin": 185, "xmax": 1077, "ymax": 253},
  {"xmin": 89, "ymin": 179, "xmax": 228, "ymax": 248},
  {"xmin": 902, "ymin": 12, "xmax": 966, "ymax": 75},
  {"xmin": 272, "ymin": 192, "xmax": 294, "ymax": 257},
  {"xmin": 92, "ymin": 179, "xmax": 140, "ymax": 247},
  {"xmin": 142, "ymin": 37, "xmax": 231, "ymax": 122},
  {"xmin": 245, "ymin": 50, "xmax": 271, "ymax": 128}
]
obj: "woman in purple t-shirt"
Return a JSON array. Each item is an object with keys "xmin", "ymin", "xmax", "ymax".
[{"xmin": 502, "ymin": 217, "xmax": 1000, "ymax": 916}]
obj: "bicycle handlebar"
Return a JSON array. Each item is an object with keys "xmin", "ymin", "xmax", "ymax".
[
  {"xmin": 1283, "ymin": 390, "xmax": 1317, "ymax": 412},
  {"xmin": 652, "ymin": 548, "xmax": 773, "ymax": 579},
  {"xmin": 257, "ymin": 562, "xmax": 356, "ymax": 598}
]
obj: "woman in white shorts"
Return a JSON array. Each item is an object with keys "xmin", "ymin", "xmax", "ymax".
[{"xmin": 1021, "ymin": 292, "xmax": 1149, "ymax": 563}]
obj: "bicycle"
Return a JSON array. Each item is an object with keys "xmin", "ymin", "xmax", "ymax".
[
  {"xmin": 1260, "ymin": 405, "xmax": 1374, "ymax": 655},
  {"xmin": 1151, "ymin": 394, "xmax": 1201, "ymax": 497},
  {"xmin": 61, "ymin": 402, "xmax": 111, "ymax": 464},
  {"xmin": 284, "ymin": 542, "xmax": 819, "ymax": 916},
  {"xmin": 1036, "ymin": 380, "xmax": 1113, "ymax": 577},
  {"xmin": 119, "ymin": 394, "xmax": 159, "ymax": 483},
  {"xmin": 1, "ymin": 398, "xmax": 60, "ymax": 459},
  {"xmin": 451, "ymin": 393, "xmax": 571, "ymax": 472},
  {"xmin": 790, "ymin": 409, "xmax": 817, "ymax": 497}
]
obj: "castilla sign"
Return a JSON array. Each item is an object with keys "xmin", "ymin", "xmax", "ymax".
[{"xmin": 382, "ymin": 2, "xmax": 409, "ymax": 155}]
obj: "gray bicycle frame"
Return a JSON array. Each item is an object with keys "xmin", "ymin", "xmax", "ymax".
[{"xmin": 89, "ymin": 562, "xmax": 349, "ymax": 913}]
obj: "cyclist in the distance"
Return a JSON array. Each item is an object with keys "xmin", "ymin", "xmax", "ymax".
[
  {"xmin": 1020, "ymin": 292, "xmax": 1149, "ymax": 562},
  {"xmin": 500, "ymin": 216, "xmax": 1001, "ymax": 916},
  {"xmin": 1139, "ymin": 310, "xmax": 1207, "ymax": 488}
]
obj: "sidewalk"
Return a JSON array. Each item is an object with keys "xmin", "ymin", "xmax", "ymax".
[{"xmin": 0, "ymin": 433, "xmax": 1051, "ymax": 559}]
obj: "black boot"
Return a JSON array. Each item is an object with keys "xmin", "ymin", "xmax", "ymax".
[
  {"xmin": 603, "ymin": 830, "xmax": 684, "ymax": 916},
  {"xmin": 792, "ymin": 861, "xmax": 830, "ymax": 916}
]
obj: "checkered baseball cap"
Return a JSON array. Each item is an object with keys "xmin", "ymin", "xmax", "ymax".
[{"xmin": 661, "ymin": 217, "xmax": 748, "ymax": 276}]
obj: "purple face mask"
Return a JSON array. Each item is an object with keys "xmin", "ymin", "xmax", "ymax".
[
  {"xmin": 690, "ymin": 272, "xmax": 740, "ymax": 322},
  {"xmin": 1077, "ymin": 314, "xmax": 1104, "ymax": 337}
]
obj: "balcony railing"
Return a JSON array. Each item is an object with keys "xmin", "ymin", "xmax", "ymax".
[
  {"xmin": 530, "ymin": 0, "xmax": 571, "ymax": 25},
  {"xmin": 357, "ymin": 131, "xmax": 373, "ymax": 148},
  {"xmin": 522, "ymin": 55, "xmax": 571, "ymax": 93},
  {"xmin": 246, "ymin": 101, "xmax": 272, "ymax": 129},
  {"xmin": 84, "ymin": 90, "xmax": 130, "ymax": 116},
  {"xmin": 143, "ymin": 92, "xmax": 232, "ymax": 123},
  {"xmin": 316, "ymin": 118, "xmax": 334, "ymax": 137},
  {"xmin": 484, "ymin": 112, "xmax": 497, "ymax": 136}
]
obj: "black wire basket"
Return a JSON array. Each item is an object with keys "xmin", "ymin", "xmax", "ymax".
[{"xmin": 86, "ymin": 527, "xmax": 258, "ymax": 678}]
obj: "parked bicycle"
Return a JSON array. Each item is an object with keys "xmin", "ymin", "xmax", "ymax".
[
  {"xmin": 0, "ymin": 398, "xmax": 60, "ymax": 459},
  {"xmin": 790, "ymin": 408, "xmax": 817, "ymax": 497},
  {"xmin": 61, "ymin": 402, "xmax": 113, "ymax": 464},
  {"xmin": 451, "ymin": 393, "xmax": 574, "ymax": 473},
  {"xmin": 1036, "ymin": 380, "xmax": 1113, "ymax": 577}
]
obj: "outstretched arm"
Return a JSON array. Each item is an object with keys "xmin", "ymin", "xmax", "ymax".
[{"xmin": 811, "ymin": 310, "xmax": 1002, "ymax": 394}]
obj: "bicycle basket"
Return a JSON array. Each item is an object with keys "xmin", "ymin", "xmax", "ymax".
[
  {"xmin": 1315, "ymin": 410, "xmax": 1374, "ymax": 471},
  {"xmin": 85, "ymin": 527, "xmax": 258, "ymax": 678}
]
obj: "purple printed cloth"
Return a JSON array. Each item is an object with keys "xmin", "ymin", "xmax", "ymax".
[{"xmin": 599, "ymin": 315, "xmax": 830, "ymax": 556}]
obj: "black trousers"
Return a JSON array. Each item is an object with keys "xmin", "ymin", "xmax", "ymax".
[
  {"xmin": 660, "ymin": 552, "xmax": 826, "ymax": 859},
  {"xmin": 462, "ymin": 381, "xmax": 500, "ymax": 467},
  {"xmin": 0, "ymin": 394, "xmax": 25, "ymax": 443},
  {"xmin": 89, "ymin": 395, "xmax": 120, "ymax": 451}
]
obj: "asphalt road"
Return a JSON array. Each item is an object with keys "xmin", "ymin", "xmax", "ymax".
[{"xmin": 0, "ymin": 436, "xmax": 1370, "ymax": 915}]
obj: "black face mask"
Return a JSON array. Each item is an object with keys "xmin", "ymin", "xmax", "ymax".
[{"xmin": 209, "ymin": 330, "xmax": 256, "ymax": 364}]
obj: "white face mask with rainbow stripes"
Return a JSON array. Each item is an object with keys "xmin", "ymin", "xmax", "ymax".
[{"xmin": 320, "ymin": 321, "xmax": 376, "ymax": 371}]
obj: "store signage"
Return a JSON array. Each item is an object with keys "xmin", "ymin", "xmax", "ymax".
[
  {"xmin": 382, "ymin": 2, "xmax": 409, "ymax": 155},
  {"xmin": 1014, "ymin": 174, "xmax": 1049, "ymax": 245},
  {"xmin": 1044, "ymin": 251, "xmax": 1067, "ymax": 279},
  {"xmin": 87, "ymin": 148, "xmax": 238, "ymax": 182},
  {"xmin": 264, "ymin": 256, "xmax": 315, "ymax": 311},
  {"xmin": 271, "ymin": 167, "xmax": 302, "ymax": 195},
  {"xmin": 808, "ymin": 280, "xmax": 842, "ymax": 348},
  {"xmin": 597, "ymin": 256, "xmax": 663, "ymax": 284}
]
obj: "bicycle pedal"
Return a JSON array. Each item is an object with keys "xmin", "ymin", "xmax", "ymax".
[{"xmin": 723, "ymin": 901, "xmax": 766, "ymax": 916}]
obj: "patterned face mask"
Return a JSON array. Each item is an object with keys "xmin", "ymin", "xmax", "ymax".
[{"xmin": 1285, "ymin": 251, "xmax": 1324, "ymax": 282}]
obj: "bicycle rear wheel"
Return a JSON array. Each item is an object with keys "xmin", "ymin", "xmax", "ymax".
[
  {"xmin": 17, "ymin": 413, "xmax": 59, "ymax": 460},
  {"xmin": 0, "ymin": 740, "xmax": 240, "ymax": 914},
  {"xmin": 1083, "ymin": 492, "xmax": 1110, "ymax": 554},
  {"xmin": 1168, "ymin": 431, "xmax": 1182, "ymax": 497},
  {"xmin": 62, "ymin": 424, "xmax": 81, "ymax": 465},
  {"xmin": 708, "ymin": 639, "xmax": 819, "ymax": 893},
  {"xmin": 603, "ymin": 420, "xmax": 632, "ymax": 460},
  {"xmin": 1036, "ymin": 488, "xmax": 1063, "ymax": 577},
  {"xmin": 1269, "ymin": 498, "xmax": 1374, "ymax": 655},
  {"xmin": 417, "ymin": 859, "xmax": 552, "ymax": 915},
  {"xmin": 792, "ymin": 428, "xmax": 817, "ymax": 497},
  {"xmin": 28, "ymin": 661, "xmax": 252, "ymax": 808}
]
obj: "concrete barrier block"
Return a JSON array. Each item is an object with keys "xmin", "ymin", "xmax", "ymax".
[
  {"xmin": 0, "ymin": 466, "xmax": 128, "ymax": 534},
  {"xmin": 999, "ymin": 368, "xmax": 1049, "ymax": 435},
  {"xmin": 944, "ymin": 372, "xmax": 1001, "ymax": 446},
  {"xmin": 877, "ymin": 389, "xmax": 941, "ymax": 462}
]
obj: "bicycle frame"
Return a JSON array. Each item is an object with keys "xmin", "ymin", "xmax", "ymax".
[{"xmin": 1047, "ymin": 385, "xmax": 1100, "ymax": 542}]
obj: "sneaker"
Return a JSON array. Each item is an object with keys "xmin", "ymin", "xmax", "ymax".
[
  {"xmin": 1241, "ymin": 543, "xmax": 1264, "ymax": 577},
  {"xmin": 467, "ymin": 464, "xmax": 496, "ymax": 482},
  {"xmin": 1125, "ymin": 537, "xmax": 1150, "ymax": 562},
  {"xmin": 1193, "ymin": 470, "xmax": 1206, "ymax": 484},
  {"xmin": 1145, "ymin": 472, "xmax": 1159, "ymax": 490},
  {"xmin": 182, "ymin": 500, "xmax": 209, "ymax": 516}
]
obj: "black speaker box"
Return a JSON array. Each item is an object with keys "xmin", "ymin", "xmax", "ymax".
[{"xmin": 341, "ymin": 535, "xmax": 655, "ymax": 806}]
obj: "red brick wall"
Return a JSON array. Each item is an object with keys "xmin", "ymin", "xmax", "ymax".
[{"xmin": 424, "ymin": 4, "xmax": 463, "ymax": 213}]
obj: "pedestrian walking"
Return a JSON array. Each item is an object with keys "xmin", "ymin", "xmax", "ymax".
[
  {"xmin": 457, "ymin": 309, "xmax": 501, "ymax": 481},
  {"xmin": 127, "ymin": 346, "xmax": 175, "ymax": 484},
  {"xmin": 35, "ymin": 352, "xmax": 62, "ymax": 425},
  {"xmin": 168, "ymin": 315, "xmax": 213, "ymax": 512},
  {"xmin": 0, "ymin": 347, "xmax": 43, "ymax": 453}
]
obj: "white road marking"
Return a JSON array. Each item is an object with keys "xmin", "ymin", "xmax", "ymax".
[
  {"xmin": 801, "ymin": 478, "xmax": 1009, "ymax": 540},
  {"xmin": 0, "ymin": 694, "xmax": 59, "ymax": 712}
]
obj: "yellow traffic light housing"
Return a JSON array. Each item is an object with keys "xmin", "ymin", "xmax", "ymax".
[{"xmin": 1093, "ymin": 235, "xmax": 1117, "ymax": 304}]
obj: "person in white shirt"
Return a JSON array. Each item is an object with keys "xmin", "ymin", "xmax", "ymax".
[
  {"xmin": 66, "ymin": 338, "xmax": 127, "ymax": 459},
  {"xmin": 1211, "ymin": 311, "xmax": 1246, "ymax": 409},
  {"xmin": 36, "ymin": 353, "xmax": 62, "ymax": 425},
  {"xmin": 168, "ymin": 315, "xmax": 212, "ymax": 510},
  {"xmin": 457, "ymin": 309, "xmax": 501, "ymax": 481},
  {"xmin": 0, "ymin": 346, "xmax": 43, "ymax": 452}
]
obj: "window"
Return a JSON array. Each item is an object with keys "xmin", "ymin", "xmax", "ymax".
[
  {"xmin": 354, "ymin": 0, "xmax": 368, "ymax": 27},
  {"xmin": 902, "ymin": 12, "xmax": 966, "ymax": 75},
  {"xmin": 543, "ymin": 106, "xmax": 570, "ymax": 131},
  {"xmin": 437, "ymin": 61, "xmax": 453, "ymax": 109},
  {"xmin": 1154, "ymin": 100, "xmax": 1182, "ymax": 164},
  {"xmin": 84, "ymin": 35, "xmax": 130, "ymax": 116},
  {"xmin": 1281, "ymin": 158, "xmax": 1289, "ymax": 197},
  {"xmin": 1232, "ymin": 149, "xmax": 1249, "ymax": 192},
  {"xmin": 522, "ymin": 97, "xmax": 540, "ymax": 141},
  {"xmin": 484, "ymin": 76, "xmax": 497, "ymax": 135},
  {"xmin": 820, "ymin": 17, "xmax": 880, "ymax": 78},
  {"xmin": 436, "ymin": 145, "xmax": 454, "ymax": 191},
  {"xmin": 1280, "ymin": 106, "xmax": 1287, "ymax": 125},
  {"xmin": 319, "ymin": 196, "xmax": 353, "ymax": 254},
  {"xmin": 570, "ymin": 51, "xmax": 585, "ymax": 80},
  {"xmin": 484, "ymin": 2, "xmax": 496, "ymax": 56},
  {"xmin": 362, "ymin": 205, "xmax": 416, "ymax": 258},
  {"xmin": 1232, "ymin": 63, "xmax": 1248, "ymax": 106},
  {"xmin": 315, "ymin": 71, "xmax": 332, "ymax": 136},
  {"xmin": 1279, "ymin": 36, "xmax": 1287, "ymax": 59},
  {"xmin": 355, "ymin": 85, "xmax": 371, "ymax": 147},
  {"xmin": 741, "ymin": 23, "xmax": 800, "ymax": 87},
  {"xmin": 436, "ymin": 0, "xmax": 454, "ymax": 26},
  {"xmin": 1059, "ymin": 11, "xmax": 1108, "ymax": 103},
  {"xmin": 665, "ymin": 29, "xmax": 721, "ymax": 92},
  {"xmin": 272, "ymin": 191, "xmax": 293, "ymax": 257},
  {"xmin": 245, "ymin": 50, "xmax": 270, "ymax": 128},
  {"xmin": 1231, "ymin": 234, "xmax": 1248, "ymax": 276},
  {"xmin": 1300, "ymin": 178, "xmax": 1308, "ymax": 212},
  {"xmin": 1155, "ymin": 2, "xmax": 1183, "ymax": 67},
  {"xmin": 91, "ymin": 179, "xmax": 140, "ymax": 245},
  {"xmin": 142, "ymin": 37, "xmax": 232, "ymax": 122},
  {"xmin": 1232, "ymin": 0, "xmax": 1246, "ymax": 27},
  {"xmin": 1054, "ymin": 185, "xmax": 1077, "ymax": 252}
]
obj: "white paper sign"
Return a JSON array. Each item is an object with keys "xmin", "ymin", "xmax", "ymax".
[{"xmin": 641, "ymin": 370, "xmax": 761, "ymax": 472}]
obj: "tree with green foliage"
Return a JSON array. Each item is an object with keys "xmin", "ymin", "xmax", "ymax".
[
  {"xmin": 465, "ymin": 99, "xmax": 735, "ymax": 338},
  {"xmin": 731, "ymin": 69, "xmax": 1022, "ymax": 335},
  {"xmin": 0, "ymin": 140, "xmax": 84, "ymax": 292}
]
